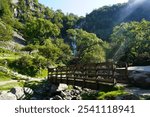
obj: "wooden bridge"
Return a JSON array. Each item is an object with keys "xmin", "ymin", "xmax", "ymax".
[{"xmin": 48, "ymin": 62, "xmax": 128, "ymax": 90}]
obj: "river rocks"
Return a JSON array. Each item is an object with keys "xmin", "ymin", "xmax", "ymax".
[
  {"xmin": 129, "ymin": 71, "xmax": 150, "ymax": 88},
  {"xmin": 57, "ymin": 84, "xmax": 68, "ymax": 91},
  {"xmin": 0, "ymin": 87, "xmax": 34, "ymax": 100},
  {"xmin": 0, "ymin": 91, "xmax": 17, "ymax": 100},
  {"xmin": 47, "ymin": 86, "xmax": 97, "ymax": 100},
  {"xmin": 23, "ymin": 87, "xmax": 34, "ymax": 95},
  {"xmin": 10, "ymin": 87, "xmax": 25, "ymax": 99},
  {"xmin": 50, "ymin": 95, "xmax": 63, "ymax": 100}
]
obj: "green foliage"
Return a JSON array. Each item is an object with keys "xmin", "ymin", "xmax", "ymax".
[
  {"xmin": 38, "ymin": 39, "xmax": 61, "ymax": 64},
  {"xmin": 44, "ymin": 7, "xmax": 54, "ymax": 20},
  {"xmin": 38, "ymin": 39, "xmax": 72, "ymax": 65},
  {"xmin": 67, "ymin": 85, "xmax": 73, "ymax": 91},
  {"xmin": 67, "ymin": 29, "xmax": 106, "ymax": 64},
  {"xmin": 52, "ymin": 10, "xmax": 64, "ymax": 29},
  {"xmin": 0, "ymin": 0, "xmax": 14, "ymax": 26},
  {"xmin": 0, "ymin": 71, "xmax": 12, "ymax": 81},
  {"xmin": 97, "ymin": 90, "xmax": 127, "ymax": 100},
  {"xmin": 13, "ymin": 19, "xmax": 24, "ymax": 31},
  {"xmin": 24, "ymin": 18, "xmax": 60, "ymax": 44},
  {"xmin": 35, "ymin": 69, "xmax": 47, "ymax": 78},
  {"xmin": 9, "ymin": 55, "xmax": 47, "ymax": 77},
  {"xmin": 0, "ymin": 81, "xmax": 24, "ymax": 91},
  {"xmin": 52, "ymin": 39, "xmax": 72, "ymax": 64},
  {"xmin": 111, "ymin": 20, "xmax": 150, "ymax": 65},
  {"xmin": 61, "ymin": 13, "xmax": 79, "ymax": 37},
  {"xmin": 0, "ymin": 20, "xmax": 13, "ymax": 41},
  {"xmin": 21, "ymin": 44, "xmax": 37, "ymax": 54}
]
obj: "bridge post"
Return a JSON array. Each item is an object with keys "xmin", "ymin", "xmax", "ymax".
[
  {"xmin": 112, "ymin": 63, "xmax": 117, "ymax": 85},
  {"xmin": 47, "ymin": 67, "xmax": 54, "ymax": 83},
  {"xmin": 95, "ymin": 64, "xmax": 99, "ymax": 90},
  {"xmin": 125, "ymin": 63, "xmax": 128, "ymax": 80},
  {"xmin": 83, "ymin": 66, "xmax": 86, "ymax": 88},
  {"xmin": 55, "ymin": 68, "xmax": 58, "ymax": 84},
  {"xmin": 73, "ymin": 67, "xmax": 76, "ymax": 87},
  {"xmin": 66, "ymin": 67, "xmax": 69, "ymax": 85}
]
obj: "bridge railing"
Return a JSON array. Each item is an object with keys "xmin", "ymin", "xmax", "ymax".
[{"xmin": 47, "ymin": 62, "xmax": 128, "ymax": 89}]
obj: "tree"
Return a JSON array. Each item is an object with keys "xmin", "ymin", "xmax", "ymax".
[
  {"xmin": 52, "ymin": 38, "xmax": 72, "ymax": 64},
  {"xmin": 44, "ymin": 7, "xmax": 54, "ymax": 20},
  {"xmin": 110, "ymin": 20, "xmax": 150, "ymax": 65},
  {"xmin": 0, "ymin": 0, "xmax": 14, "ymax": 26},
  {"xmin": 38, "ymin": 39, "xmax": 62, "ymax": 64},
  {"xmin": 52, "ymin": 10, "xmax": 64, "ymax": 29},
  {"xmin": 21, "ymin": 44, "xmax": 38, "ymax": 54},
  {"xmin": 67, "ymin": 29, "xmax": 106, "ymax": 63},
  {"xmin": 0, "ymin": 20, "xmax": 13, "ymax": 41},
  {"xmin": 10, "ymin": 55, "xmax": 47, "ymax": 77},
  {"xmin": 24, "ymin": 18, "xmax": 60, "ymax": 44},
  {"xmin": 61, "ymin": 13, "xmax": 78, "ymax": 37}
]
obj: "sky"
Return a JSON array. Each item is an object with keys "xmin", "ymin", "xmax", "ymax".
[{"xmin": 38, "ymin": 0, "xmax": 129, "ymax": 16}]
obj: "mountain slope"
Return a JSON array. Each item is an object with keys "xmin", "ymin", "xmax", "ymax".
[{"xmin": 77, "ymin": 0, "xmax": 150, "ymax": 41}]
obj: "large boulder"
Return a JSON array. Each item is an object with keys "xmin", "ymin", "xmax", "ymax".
[
  {"xmin": 0, "ymin": 91, "xmax": 17, "ymax": 100},
  {"xmin": 129, "ymin": 71, "xmax": 150, "ymax": 88},
  {"xmin": 57, "ymin": 84, "xmax": 68, "ymax": 91},
  {"xmin": 10, "ymin": 87, "xmax": 25, "ymax": 99}
]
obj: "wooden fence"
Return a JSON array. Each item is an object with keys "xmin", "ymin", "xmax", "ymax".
[{"xmin": 48, "ymin": 62, "xmax": 128, "ymax": 90}]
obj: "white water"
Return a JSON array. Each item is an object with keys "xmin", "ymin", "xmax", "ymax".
[{"xmin": 128, "ymin": 66, "xmax": 150, "ymax": 72}]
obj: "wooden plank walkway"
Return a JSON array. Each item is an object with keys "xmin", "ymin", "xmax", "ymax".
[{"xmin": 48, "ymin": 62, "xmax": 128, "ymax": 90}]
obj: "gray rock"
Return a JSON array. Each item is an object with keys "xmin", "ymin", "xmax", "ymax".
[
  {"xmin": 75, "ymin": 90, "xmax": 80, "ymax": 95},
  {"xmin": 50, "ymin": 84, "xmax": 58, "ymax": 93},
  {"xmin": 57, "ymin": 84, "xmax": 68, "ymax": 91},
  {"xmin": 83, "ymin": 88, "xmax": 90, "ymax": 92},
  {"xmin": 24, "ymin": 87, "xmax": 34, "ymax": 95},
  {"xmin": 50, "ymin": 95, "xmax": 63, "ymax": 100},
  {"xmin": 129, "ymin": 71, "xmax": 150, "ymax": 88},
  {"xmin": 60, "ymin": 91, "xmax": 67, "ymax": 97},
  {"xmin": 64, "ymin": 96, "xmax": 72, "ymax": 100},
  {"xmin": 70, "ymin": 90, "xmax": 75, "ymax": 95},
  {"xmin": 74, "ymin": 86, "xmax": 82, "ymax": 92},
  {"xmin": 72, "ymin": 95, "xmax": 82, "ymax": 100},
  {"xmin": 10, "ymin": 87, "xmax": 25, "ymax": 99},
  {"xmin": 0, "ymin": 91, "xmax": 17, "ymax": 100}
]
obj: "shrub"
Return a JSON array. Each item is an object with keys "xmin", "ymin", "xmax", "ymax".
[{"xmin": 9, "ymin": 55, "xmax": 47, "ymax": 77}]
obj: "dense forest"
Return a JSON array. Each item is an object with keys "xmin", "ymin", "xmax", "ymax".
[{"xmin": 0, "ymin": 0, "xmax": 149, "ymax": 77}]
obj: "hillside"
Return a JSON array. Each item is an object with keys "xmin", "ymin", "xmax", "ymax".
[{"xmin": 77, "ymin": 0, "xmax": 150, "ymax": 41}]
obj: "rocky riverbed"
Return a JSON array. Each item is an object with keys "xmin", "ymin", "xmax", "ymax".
[{"xmin": 0, "ymin": 82, "xmax": 150, "ymax": 100}]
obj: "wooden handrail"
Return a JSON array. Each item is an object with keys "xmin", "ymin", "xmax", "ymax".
[{"xmin": 47, "ymin": 62, "xmax": 128, "ymax": 89}]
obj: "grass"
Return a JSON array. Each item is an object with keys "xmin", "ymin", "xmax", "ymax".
[
  {"xmin": 96, "ymin": 85, "xmax": 127, "ymax": 100},
  {"xmin": 67, "ymin": 85, "xmax": 74, "ymax": 90},
  {"xmin": 0, "ymin": 71, "xmax": 12, "ymax": 81},
  {"xmin": 97, "ymin": 90, "xmax": 128, "ymax": 100},
  {"xmin": 81, "ymin": 85, "xmax": 127, "ymax": 100},
  {"xmin": 35, "ymin": 69, "xmax": 48, "ymax": 78},
  {"xmin": 0, "ymin": 81, "xmax": 24, "ymax": 91}
]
